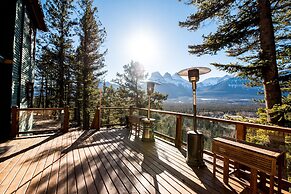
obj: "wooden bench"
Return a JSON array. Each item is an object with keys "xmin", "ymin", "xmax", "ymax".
[{"xmin": 212, "ymin": 137, "xmax": 285, "ymax": 194}]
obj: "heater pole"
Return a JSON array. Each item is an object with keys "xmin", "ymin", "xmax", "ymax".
[
  {"xmin": 192, "ymin": 81, "xmax": 197, "ymax": 132},
  {"xmin": 147, "ymin": 94, "xmax": 151, "ymax": 119}
]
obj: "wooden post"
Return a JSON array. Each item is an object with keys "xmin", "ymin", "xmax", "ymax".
[
  {"xmin": 91, "ymin": 107, "xmax": 97, "ymax": 129},
  {"xmin": 175, "ymin": 115, "xmax": 183, "ymax": 149},
  {"xmin": 11, "ymin": 106, "xmax": 19, "ymax": 138},
  {"xmin": 250, "ymin": 168, "xmax": 258, "ymax": 194},
  {"xmin": 235, "ymin": 123, "xmax": 246, "ymax": 176},
  {"xmin": 223, "ymin": 157, "xmax": 230, "ymax": 184},
  {"xmin": 62, "ymin": 106, "xmax": 69, "ymax": 133},
  {"xmin": 91, "ymin": 106, "xmax": 101, "ymax": 130},
  {"xmin": 236, "ymin": 123, "xmax": 246, "ymax": 141},
  {"xmin": 213, "ymin": 153, "xmax": 217, "ymax": 177},
  {"xmin": 98, "ymin": 107, "xmax": 101, "ymax": 130},
  {"xmin": 126, "ymin": 106, "xmax": 134, "ymax": 128}
]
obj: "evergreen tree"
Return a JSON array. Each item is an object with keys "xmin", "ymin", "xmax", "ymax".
[
  {"xmin": 74, "ymin": 47, "xmax": 83, "ymax": 125},
  {"xmin": 113, "ymin": 61, "xmax": 147, "ymax": 108},
  {"xmin": 35, "ymin": 47, "xmax": 50, "ymax": 108},
  {"xmin": 180, "ymin": 0, "xmax": 290, "ymax": 124},
  {"xmin": 112, "ymin": 61, "xmax": 168, "ymax": 109},
  {"xmin": 101, "ymin": 83, "xmax": 123, "ymax": 125},
  {"xmin": 267, "ymin": 48, "xmax": 291, "ymax": 126},
  {"xmin": 75, "ymin": 0, "xmax": 107, "ymax": 130},
  {"xmin": 39, "ymin": 0, "xmax": 75, "ymax": 107},
  {"xmin": 151, "ymin": 92, "xmax": 168, "ymax": 109}
]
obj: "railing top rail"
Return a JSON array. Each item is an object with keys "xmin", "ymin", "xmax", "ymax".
[
  {"xmin": 135, "ymin": 107, "xmax": 291, "ymax": 134},
  {"xmin": 100, "ymin": 106, "xmax": 130, "ymax": 110},
  {"xmin": 18, "ymin": 108, "xmax": 64, "ymax": 111},
  {"xmin": 98, "ymin": 106, "xmax": 291, "ymax": 134}
]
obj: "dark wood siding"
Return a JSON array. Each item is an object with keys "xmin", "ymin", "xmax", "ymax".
[
  {"xmin": 12, "ymin": 0, "xmax": 35, "ymax": 108},
  {"xmin": 0, "ymin": 0, "xmax": 45, "ymax": 140},
  {"xmin": 20, "ymin": 11, "xmax": 34, "ymax": 107},
  {"xmin": 12, "ymin": 0, "xmax": 24, "ymax": 106}
]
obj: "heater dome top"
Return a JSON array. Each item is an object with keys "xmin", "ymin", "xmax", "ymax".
[{"xmin": 178, "ymin": 67, "xmax": 211, "ymax": 76}]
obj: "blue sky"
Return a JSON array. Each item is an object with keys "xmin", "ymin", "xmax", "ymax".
[
  {"xmin": 94, "ymin": 0, "xmax": 234, "ymax": 82},
  {"xmin": 41, "ymin": 0, "xmax": 235, "ymax": 82}
]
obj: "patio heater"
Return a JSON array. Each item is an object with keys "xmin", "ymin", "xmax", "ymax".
[
  {"xmin": 178, "ymin": 67, "xmax": 211, "ymax": 167},
  {"xmin": 141, "ymin": 80, "xmax": 160, "ymax": 141}
]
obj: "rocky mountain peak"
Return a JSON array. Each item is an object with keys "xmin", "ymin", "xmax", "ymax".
[{"xmin": 163, "ymin": 72, "xmax": 172, "ymax": 80}]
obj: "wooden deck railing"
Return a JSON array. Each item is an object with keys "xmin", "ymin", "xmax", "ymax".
[
  {"xmin": 11, "ymin": 106, "xmax": 70, "ymax": 138},
  {"xmin": 136, "ymin": 107, "xmax": 291, "ymax": 144},
  {"xmin": 92, "ymin": 106, "xmax": 291, "ymax": 146},
  {"xmin": 93, "ymin": 106, "xmax": 291, "ymax": 189}
]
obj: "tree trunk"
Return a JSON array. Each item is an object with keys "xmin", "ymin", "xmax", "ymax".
[
  {"xmin": 76, "ymin": 80, "xmax": 81, "ymax": 126},
  {"xmin": 257, "ymin": 0, "xmax": 282, "ymax": 124},
  {"xmin": 258, "ymin": 0, "xmax": 285, "ymax": 147},
  {"xmin": 45, "ymin": 77, "xmax": 49, "ymax": 108},
  {"xmin": 82, "ymin": 53, "xmax": 90, "ymax": 130},
  {"xmin": 59, "ymin": 47, "xmax": 65, "ymax": 108},
  {"xmin": 135, "ymin": 79, "xmax": 139, "ymax": 107},
  {"xmin": 82, "ymin": 86, "xmax": 89, "ymax": 130},
  {"xmin": 38, "ymin": 76, "xmax": 44, "ymax": 108}
]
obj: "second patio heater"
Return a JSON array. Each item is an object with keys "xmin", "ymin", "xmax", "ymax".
[
  {"xmin": 141, "ymin": 80, "xmax": 160, "ymax": 141},
  {"xmin": 178, "ymin": 67, "xmax": 211, "ymax": 167}
]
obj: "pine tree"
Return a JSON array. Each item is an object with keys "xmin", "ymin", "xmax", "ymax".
[
  {"xmin": 35, "ymin": 36, "xmax": 59, "ymax": 108},
  {"xmin": 113, "ymin": 61, "xmax": 147, "ymax": 108},
  {"xmin": 75, "ymin": 0, "xmax": 107, "ymax": 130},
  {"xmin": 268, "ymin": 47, "xmax": 291, "ymax": 126},
  {"xmin": 40, "ymin": 0, "xmax": 75, "ymax": 108},
  {"xmin": 101, "ymin": 84, "xmax": 121, "ymax": 125},
  {"xmin": 74, "ymin": 47, "xmax": 83, "ymax": 126},
  {"xmin": 180, "ymin": 0, "xmax": 290, "ymax": 124},
  {"xmin": 35, "ymin": 46, "xmax": 50, "ymax": 108},
  {"xmin": 151, "ymin": 92, "xmax": 168, "ymax": 109},
  {"xmin": 112, "ymin": 61, "xmax": 168, "ymax": 110}
]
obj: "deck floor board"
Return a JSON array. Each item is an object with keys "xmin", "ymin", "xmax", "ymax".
[
  {"xmin": 101, "ymin": 129, "xmax": 193, "ymax": 194},
  {"xmin": 25, "ymin": 133, "xmax": 57, "ymax": 194},
  {"xmin": 56, "ymin": 132, "xmax": 68, "ymax": 194},
  {"xmin": 0, "ymin": 127, "xmax": 261, "ymax": 194},
  {"xmin": 13, "ymin": 134, "xmax": 48, "ymax": 194},
  {"xmin": 97, "ymin": 132, "xmax": 151, "ymax": 194},
  {"xmin": 98, "ymin": 130, "xmax": 167, "ymax": 194}
]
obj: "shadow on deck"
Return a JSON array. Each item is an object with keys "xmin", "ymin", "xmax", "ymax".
[{"xmin": 0, "ymin": 127, "xmax": 254, "ymax": 193}]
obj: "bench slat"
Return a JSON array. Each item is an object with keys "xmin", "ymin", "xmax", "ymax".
[{"xmin": 214, "ymin": 137, "xmax": 282, "ymax": 158}]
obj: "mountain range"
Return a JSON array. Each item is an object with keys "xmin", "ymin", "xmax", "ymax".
[
  {"xmin": 147, "ymin": 72, "xmax": 263, "ymax": 101},
  {"xmin": 98, "ymin": 71, "xmax": 263, "ymax": 102}
]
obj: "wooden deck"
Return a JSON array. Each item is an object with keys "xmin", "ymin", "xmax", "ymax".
[{"xmin": 0, "ymin": 127, "xmax": 277, "ymax": 194}]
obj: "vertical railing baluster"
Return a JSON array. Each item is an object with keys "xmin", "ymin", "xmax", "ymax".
[{"xmin": 175, "ymin": 115, "xmax": 183, "ymax": 149}]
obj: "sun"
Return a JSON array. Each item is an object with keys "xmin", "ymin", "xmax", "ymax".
[{"xmin": 126, "ymin": 31, "xmax": 159, "ymax": 70}]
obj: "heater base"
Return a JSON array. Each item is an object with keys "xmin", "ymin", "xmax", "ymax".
[
  {"xmin": 141, "ymin": 118, "xmax": 155, "ymax": 142},
  {"xmin": 186, "ymin": 130, "xmax": 205, "ymax": 167}
]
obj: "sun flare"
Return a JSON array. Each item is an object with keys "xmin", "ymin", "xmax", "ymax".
[{"xmin": 126, "ymin": 31, "xmax": 159, "ymax": 70}]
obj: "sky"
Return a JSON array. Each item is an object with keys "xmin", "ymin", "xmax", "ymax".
[
  {"xmin": 94, "ymin": 0, "xmax": 235, "ymax": 82},
  {"xmin": 94, "ymin": 0, "xmax": 233, "ymax": 81},
  {"xmin": 40, "ymin": 0, "xmax": 235, "ymax": 82}
]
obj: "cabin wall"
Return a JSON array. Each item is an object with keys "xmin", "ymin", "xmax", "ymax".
[
  {"xmin": 12, "ymin": 0, "xmax": 35, "ymax": 109},
  {"xmin": 0, "ymin": 0, "xmax": 38, "ymax": 139}
]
